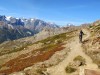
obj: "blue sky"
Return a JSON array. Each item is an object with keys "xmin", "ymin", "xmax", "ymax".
[{"xmin": 0, "ymin": 0, "xmax": 100, "ymax": 26}]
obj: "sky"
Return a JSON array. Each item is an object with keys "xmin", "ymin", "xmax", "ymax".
[{"xmin": 0, "ymin": 0, "xmax": 100, "ymax": 26}]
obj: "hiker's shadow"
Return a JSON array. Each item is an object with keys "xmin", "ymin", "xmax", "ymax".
[{"xmin": 82, "ymin": 39, "xmax": 89, "ymax": 44}]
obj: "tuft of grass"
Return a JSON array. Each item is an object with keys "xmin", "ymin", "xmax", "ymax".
[
  {"xmin": 89, "ymin": 25, "xmax": 93, "ymax": 28},
  {"xmin": 74, "ymin": 55, "xmax": 85, "ymax": 62},
  {"xmin": 66, "ymin": 65, "xmax": 76, "ymax": 73},
  {"xmin": 73, "ymin": 55, "xmax": 85, "ymax": 66}
]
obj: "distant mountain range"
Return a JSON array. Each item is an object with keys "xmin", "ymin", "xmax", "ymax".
[{"xmin": 0, "ymin": 15, "xmax": 59, "ymax": 43}]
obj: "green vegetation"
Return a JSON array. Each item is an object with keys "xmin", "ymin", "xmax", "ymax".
[
  {"xmin": 73, "ymin": 55, "xmax": 85, "ymax": 62},
  {"xmin": 65, "ymin": 55, "xmax": 85, "ymax": 73},
  {"xmin": 86, "ymin": 51, "xmax": 100, "ymax": 68},
  {"xmin": 73, "ymin": 55, "xmax": 85, "ymax": 66},
  {"xmin": 0, "ymin": 41, "xmax": 32, "ymax": 56},
  {"xmin": 35, "ymin": 31, "xmax": 75, "ymax": 45},
  {"xmin": 0, "ymin": 30, "xmax": 75, "ymax": 56},
  {"xmin": 90, "ymin": 25, "xmax": 100, "ymax": 34},
  {"xmin": 93, "ymin": 57, "xmax": 100, "ymax": 68},
  {"xmin": 33, "ymin": 31, "xmax": 75, "ymax": 53},
  {"xmin": 66, "ymin": 65, "xmax": 76, "ymax": 73},
  {"xmin": 35, "ymin": 33, "xmax": 66, "ymax": 44},
  {"xmin": 89, "ymin": 25, "xmax": 93, "ymax": 28},
  {"xmin": 82, "ymin": 26, "xmax": 100, "ymax": 68},
  {"xmin": 34, "ymin": 67, "xmax": 47, "ymax": 75}
]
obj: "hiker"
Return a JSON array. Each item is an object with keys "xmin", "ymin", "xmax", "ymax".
[{"xmin": 79, "ymin": 30, "xmax": 84, "ymax": 43}]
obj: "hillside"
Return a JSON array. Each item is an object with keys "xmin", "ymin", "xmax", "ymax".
[
  {"xmin": 0, "ymin": 28, "xmax": 76, "ymax": 74},
  {"xmin": 0, "ymin": 20, "xmax": 99, "ymax": 75}
]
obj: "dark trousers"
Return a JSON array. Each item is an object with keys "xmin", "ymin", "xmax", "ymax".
[{"xmin": 79, "ymin": 35, "xmax": 82, "ymax": 43}]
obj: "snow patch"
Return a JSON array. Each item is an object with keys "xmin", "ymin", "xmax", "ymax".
[{"xmin": 6, "ymin": 16, "xmax": 11, "ymax": 21}]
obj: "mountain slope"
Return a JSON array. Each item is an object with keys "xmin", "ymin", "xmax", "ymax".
[
  {"xmin": 0, "ymin": 15, "xmax": 59, "ymax": 43},
  {"xmin": 0, "ymin": 25, "xmax": 100, "ymax": 75},
  {"xmin": 0, "ymin": 29, "xmax": 76, "ymax": 74}
]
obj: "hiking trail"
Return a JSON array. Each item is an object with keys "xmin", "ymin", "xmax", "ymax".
[{"xmin": 47, "ymin": 29, "xmax": 98, "ymax": 75}]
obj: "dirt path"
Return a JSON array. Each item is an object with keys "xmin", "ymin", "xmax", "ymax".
[{"xmin": 47, "ymin": 29, "xmax": 98, "ymax": 75}]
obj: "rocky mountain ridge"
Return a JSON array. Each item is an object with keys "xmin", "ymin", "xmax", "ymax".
[{"xmin": 0, "ymin": 15, "xmax": 59, "ymax": 43}]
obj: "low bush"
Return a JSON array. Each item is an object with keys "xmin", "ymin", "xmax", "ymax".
[
  {"xmin": 73, "ymin": 55, "xmax": 85, "ymax": 66},
  {"xmin": 66, "ymin": 65, "xmax": 76, "ymax": 73}
]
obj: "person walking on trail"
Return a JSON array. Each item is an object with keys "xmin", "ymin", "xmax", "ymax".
[{"xmin": 79, "ymin": 30, "xmax": 84, "ymax": 43}]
